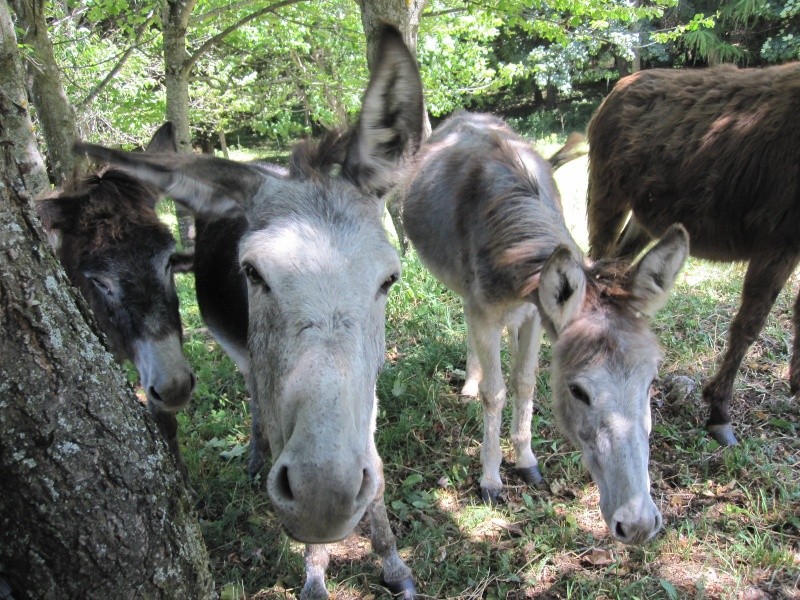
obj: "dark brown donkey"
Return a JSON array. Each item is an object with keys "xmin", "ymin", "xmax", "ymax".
[
  {"xmin": 38, "ymin": 123, "xmax": 195, "ymax": 475},
  {"xmin": 587, "ymin": 62, "xmax": 800, "ymax": 446}
]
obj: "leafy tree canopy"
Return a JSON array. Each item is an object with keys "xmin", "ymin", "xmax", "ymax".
[{"xmin": 24, "ymin": 0, "xmax": 798, "ymax": 149}]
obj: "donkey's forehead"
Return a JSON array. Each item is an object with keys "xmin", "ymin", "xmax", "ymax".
[
  {"xmin": 240, "ymin": 216, "xmax": 398, "ymax": 274},
  {"xmin": 556, "ymin": 312, "xmax": 661, "ymax": 373},
  {"xmin": 247, "ymin": 175, "xmax": 382, "ymax": 225},
  {"xmin": 81, "ymin": 224, "xmax": 176, "ymax": 261},
  {"xmin": 82, "ymin": 239, "xmax": 176, "ymax": 275}
]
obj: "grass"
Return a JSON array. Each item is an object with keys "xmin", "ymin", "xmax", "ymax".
[{"xmin": 159, "ymin": 129, "xmax": 800, "ymax": 599}]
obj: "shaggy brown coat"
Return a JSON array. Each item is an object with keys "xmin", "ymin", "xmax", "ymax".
[{"xmin": 586, "ymin": 62, "xmax": 800, "ymax": 443}]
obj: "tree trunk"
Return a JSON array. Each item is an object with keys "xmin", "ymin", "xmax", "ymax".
[
  {"xmin": 8, "ymin": 0, "xmax": 85, "ymax": 185},
  {"xmin": 162, "ymin": 0, "xmax": 198, "ymax": 251},
  {"xmin": 615, "ymin": 54, "xmax": 631, "ymax": 78},
  {"xmin": 0, "ymin": 0, "xmax": 48, "ymax": 195},
  {"xmin": 356, "ymin": 0, "xmax": 431, "ymax": 137},
  {"xmin": 0, "ymin": 82, "xmax": 215, "ymax": 600},
  {"xmin": 218, "ymin": 129, "xmax": 228, "ymax": 158},
  {"xmin": 545, "ymin": 82, "xmax": 557, "ymax": 109}
]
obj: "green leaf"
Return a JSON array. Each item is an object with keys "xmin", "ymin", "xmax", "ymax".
[{"xmin": 659, "ymin": 579, "xmax": 679, "ymax": 600}]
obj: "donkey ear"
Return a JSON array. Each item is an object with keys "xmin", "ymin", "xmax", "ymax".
[
  {"xmin": 538, "ymin": 245, "xmax": 587, "ymax": 333},
  {"xmin": 343, "ymin": 23, "xmax": 424, "ymax": 195},
  {"xmin": 36, "ymin": 197, "xmax": 81, "ymax": 251},
  {"xmin": 627, "ymin": 223, "xmax": 689, "ymax": 317},
  {"xmin": 74, "ymin": 143, "xmax": 263, "ymax": 220},
  {"xmin": 145, "ymin": 122, "xmax": 178, "ymax": 154}
]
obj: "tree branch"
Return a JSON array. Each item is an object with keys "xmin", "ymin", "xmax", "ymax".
[
  {"xmin": 185, "ymin": 0, "xmax": 306, "ymax": 72},
  {"xmin": 78, "ymin": 11, "xmax": 157, "ymax": 108}
]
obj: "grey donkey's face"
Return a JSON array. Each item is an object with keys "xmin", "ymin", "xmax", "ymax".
[
  {"xmin": 242, "ymin": 182, "xmax": 402, "ymax": 543},
  {"xmin": 539, "ymin": 225, "xmax": 689, "ymax": 545},
  {"xmin": 75, "ymin": 25, "xmax": 424, "ymax": 544}
]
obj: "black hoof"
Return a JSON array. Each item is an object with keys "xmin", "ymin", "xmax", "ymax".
[
  {"xmin": 383, "ymin": 577, "xmax": 416, "ymax": 599},
  {"xmin": 512, "ymin": 465, "xmax": 543, "ymax": 486},
  {"xmin": 707, "ymin": 422, "xmax": 738, "ymax": 446},
  {"xmin": 479, "ymin": 486, "xmax": 501, "ymax": 505}
]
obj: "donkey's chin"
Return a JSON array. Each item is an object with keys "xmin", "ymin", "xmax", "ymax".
[{"xmin": 279, "ymin": 511, "xmax": 366, "ymax": 545}]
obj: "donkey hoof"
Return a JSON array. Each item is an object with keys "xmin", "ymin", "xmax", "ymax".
[
  {"xmin": 707, "ymin": 422, "xmax": 739, "ymax": 447},
  {"xmin": 383, "ymin": 576, "xmax": 417, "ymax": 599},
  {"xmin": 479, "ymin": 486, "xmax": 501, "ymax": 505},
  {"xmin": 512, "ymin": 465, "xmax": 544, "ymax": 486}
]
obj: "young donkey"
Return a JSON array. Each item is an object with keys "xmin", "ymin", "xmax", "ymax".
[
  {"xmin": 77, "ymin": 25, "xmax": 423, "ymax": 598},
  {"xmin": 586, "ymin": 63, "xmax": 800, "ymax": 446},
  {"xmin": 40, "ymin": 123, "xmax": 195, "ymax": 476},
  {"xmin": 401, "ymin": 112, "xmax": 689, "ymax": 545}
]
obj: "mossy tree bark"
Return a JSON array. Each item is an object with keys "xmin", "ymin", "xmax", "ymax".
[
  {"xmin": 0, "ymin": 78, "xmax": 215, "ymax": 600},
  {"xmin": 0, "ymin": 0, "xmax": 48, "ymax": 195},
  {"xmin": 7, "ymin": 0, "xmax": 86, "ymax": 185}
]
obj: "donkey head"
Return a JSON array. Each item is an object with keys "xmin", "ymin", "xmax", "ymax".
[
  {"xmin": 538, "ymin": 224, "xmax": 689, "ymax": 545},
  {"xmin": 76, "ymin": 25, "xmax": 423, "ymax": 544},
  {"xmin": 40, "ymin": 123, "xmax": 195, "ymax": 414}
]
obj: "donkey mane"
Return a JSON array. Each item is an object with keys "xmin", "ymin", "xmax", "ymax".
[
  {"xmin": 458, "ymin": 130, "xmax": 638, "ymax": 312},
  {"xmin": 289, "ymin": 129, "xmax": 349, "ymax": 180},
  {"xmin": 479, "ymin": 136, "xmax": 577, "ymax": 299},
  {"xmin": 39, "ymin": 167, "xmax": 166, "ymax": 254}
]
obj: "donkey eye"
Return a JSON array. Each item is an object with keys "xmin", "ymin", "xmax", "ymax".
[
  {"xmin": 89, "ymin": 276, "xmax": 111, "ymax": 295},
  {"xmin": 242, "ymin": 262, "xmax": 269, "ymax": 291},
  {"xmin": 569, "ymin": 383, "xmax": 591, "ymax": 406},
  {"xmin": 379, "ymin": 272, "xmax": 399, "ymax": 295}
]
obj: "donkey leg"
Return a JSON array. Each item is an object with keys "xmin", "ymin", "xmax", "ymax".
[
  {"xmin": 703, "ymin": 253, "xmax": 798, "ymax": 445},
  {"xmin": 790, "ymin": 287, "xmax": 800, "ymax": 395},
  {"xmin": 364, "ymin": 434, "xmax": 415, "ymax": 597},
  {"xmin": 508, "ymin": 312, "xmax": 544, "ymax": 485},
  {"xmin": 300, "ymin": 544, "xmax": 330, "ymax": 600},
  {"xmin": 586, "ymin": 185, "xmax": 629, "ymax": 259},
  {"xmin": 369, "ymin": 499, "xmax": 415, "ymax": 598},
  {"xmin": 614, "ymin": 216, "xmax": 653, "ymax": 259},
  {"xmin": 149, "ymin": 404, "xmax": 188, "ymax": 481},
  {"xmin": 461, "ymin": 323, "xmax": 483, "ymax": 397},
  {"xmin": 465, "ymin": 304, "xmax": 506, "ymax": 503}
]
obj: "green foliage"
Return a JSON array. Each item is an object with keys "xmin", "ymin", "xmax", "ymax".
[
  {"xmin": 38, "ymin": 1, "xmax": 800, "ymax": 151},
  {"xmin": 652, "ymin": 0, "xmax": 800, "ymax": 66},
  {"xmin": 507, "ymin": 99, "xmax": 599, "ymax": 138}
]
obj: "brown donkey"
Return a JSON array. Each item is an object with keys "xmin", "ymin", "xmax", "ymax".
[
  {"xmin": 401, "ymin": 112, "xmax": 689, "ymax": 545},
  {"xmin": 586, "ymin": 62, "xmax": 800, "ymax": 446},
  {"xmin": 39, "ymin": 123, "xmax": 195, "ymax": 476}
]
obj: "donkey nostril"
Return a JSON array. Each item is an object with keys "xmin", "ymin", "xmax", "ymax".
[
  {"xmin": 148, "ymin": 387, "xmax": 163, "ymax": 404},
  {"xmin": 188, "ymin": 373, "xmax": 196, "ymax": 392},
  {"xmin": 275, "ymin": 465, "xmax": 294, "ymax": 501},
  {"xmin": 615, "ymin": 521, "xmax": 626, "ymax": 539}
]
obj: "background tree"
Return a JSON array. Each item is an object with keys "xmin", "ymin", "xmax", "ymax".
[
  {"xmin": 651, "ymin": 0, "xmax": 800, "ymax": 66},
  {"xmin": 8, "ymin": 0, "xmax": 85, "ymax": 183},
  {"xmin": 0, "ymin": 0, "xmax": 48, "ymax": 195}
]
